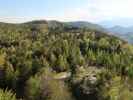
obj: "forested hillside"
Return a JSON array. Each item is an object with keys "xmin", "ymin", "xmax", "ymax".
[{"xmin": 0, "ymin": 20, "xmax": 133, "ymax": 100}]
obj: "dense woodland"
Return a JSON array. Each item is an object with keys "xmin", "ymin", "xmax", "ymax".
[{"xmin": 0, "ymin": 20, "xmax": 133, "ymax": 100}]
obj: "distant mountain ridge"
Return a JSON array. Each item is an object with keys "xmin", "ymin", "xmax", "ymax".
[
  {"xmin": 24, "ymin": 20, "xmax": 106, "ymax": 31},
  {"xmin": 108, "ymin": 26, "xmax": 133, "ymax": 34},
  {"xmin": 25, "ymin": 20, "xmax": 133, "ymax": 44},
  {"xmin": 106, "ymin": 25, "xmax": 133, "ymax": 44},
  {"xmin": 99, "ymin": 18, "xmax": 133, "ymax": 27},
  {"xmin": 0, "ymin": 19, "xmax": 132, "ymax": 43},
  {"xmin": 66, "ymin": 21, "xmax": 106, "ymax": 31}
]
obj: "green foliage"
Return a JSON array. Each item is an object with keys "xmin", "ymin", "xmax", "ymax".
[
  {"xmin": 0, "ymin": 20, "xmax": 133, "ymax": 100},
  {"xmin": 0, "ymin": 89, "xmax": 16, "ymax": 100},
  {"xmin": 26, "ymin": 68, "xmax": 73, "ymax": 100},
  {"xmin": 98, "ymin": 74, "xmax": 133, "ymax": 100},
  {"xmin": 26, "ymin": 75, "xmax": 41, "ymax": 100},
  {"xmin": 55, "ymin": 55, "xmax": 69, "ymax": 72}
]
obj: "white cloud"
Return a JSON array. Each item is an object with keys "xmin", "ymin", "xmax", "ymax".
[
  {"xmin": 45, "ymin": 7, "xmax": 102, "ymax": 22},
  {"xmin": 88, "ymin": 0, "xmax": 133, "ymax": 21},
  {"xmin": 52, "ymin": 0, "xmax": 133, "ymax": 22},
  {"xmin": 0, "ymin": 17, "xmax": 44, "ymax": 23},
  {"xmin": 50, "ymin": 8, "xmax": 93, "ymax": 22},
  {"xmin": 1, "ymin": 0, "xmax": 133, "ymax": 23}
]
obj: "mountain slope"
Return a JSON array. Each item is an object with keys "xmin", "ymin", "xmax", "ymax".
[
  {"xmin": 107, "ymin": 26, "xmax": 133, "ymax": 43},
  {"xmin": 66, "ymin": 21, "xmax": 107, "ymax": 31},
  {"xmin": 108, "ymin": 26, "xmax": 133, "ymax": 34},
  {"xmin": 0, "ymin": 20, "xmax": 133, "ymax": 100}
]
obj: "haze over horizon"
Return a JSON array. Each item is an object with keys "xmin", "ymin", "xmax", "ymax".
[{"xmin": 0, "ymin": 0, "xmax": 133, "ymax": 26}]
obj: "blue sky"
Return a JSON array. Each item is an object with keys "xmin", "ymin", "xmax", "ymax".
[{"xmin": 0, "ymin": 0, "xmax": 132, "ymax": 23}]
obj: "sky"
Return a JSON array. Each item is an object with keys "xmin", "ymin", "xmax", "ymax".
[{"xmin": 0, "ymin": 0, "xmax": 133, "ymax": 23}]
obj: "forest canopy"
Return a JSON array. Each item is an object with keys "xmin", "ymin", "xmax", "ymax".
[{"xmin": 0, "ymin": 20, "xmax": 133, "ymax": 100}]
